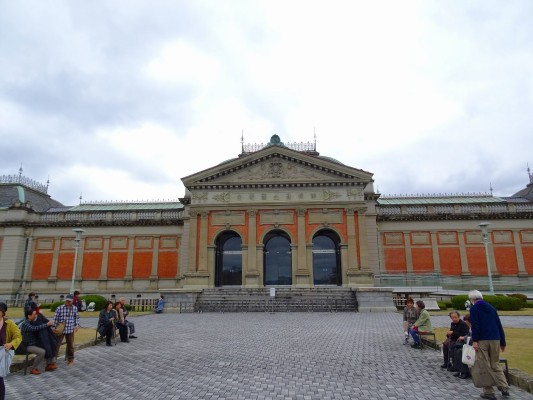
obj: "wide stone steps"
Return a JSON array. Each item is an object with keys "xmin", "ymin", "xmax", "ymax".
[{"xmin": 195, "ymin": 288, "xmax": 358, "ymax": 312}]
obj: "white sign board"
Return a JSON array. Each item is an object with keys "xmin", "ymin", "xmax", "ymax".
[{"xmin": 270, "ymin": 287, "xmax": 276, "ymax": 297}]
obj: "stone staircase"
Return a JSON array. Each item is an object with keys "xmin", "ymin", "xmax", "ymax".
[{"xmin": 195, "ymin": 287, "xmax": 358, "ymax": 312}]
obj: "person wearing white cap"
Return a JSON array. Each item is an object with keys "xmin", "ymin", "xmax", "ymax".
[{"xmin": 52, "ymin": 294, "xmax": 80, "ymax": 366}]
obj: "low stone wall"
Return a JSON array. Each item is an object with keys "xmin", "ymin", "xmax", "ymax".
[{"xmin": 355, "ymin": 287, "xmax": 396, "ymax": 312}]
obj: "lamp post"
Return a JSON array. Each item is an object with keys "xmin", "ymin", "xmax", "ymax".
[
  {"xmin": 70, "ymin": 228, "xmax": 85, "ymax": 295},
  {"xmin": 478, "ymin": 222, "xmax": 494, "ymax": 295}
]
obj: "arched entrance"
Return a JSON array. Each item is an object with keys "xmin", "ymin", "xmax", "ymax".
[
  {"xmin": 263, "ymin": 230, "xmax": 292, "ymax": 286},
  {"xmin": 312, "ymin": 230, "xmax": 342, "ymax": 286},
  {"xmin": 215, "ymin": 231, "xmax": 242, "ymax": 287}
]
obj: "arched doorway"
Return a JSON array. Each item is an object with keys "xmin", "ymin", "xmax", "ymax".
[
  {"xmin": 215, "ymin": 231, "xmax": 242, "ymax": 287},
  {"xmin": 263, "ymin": 230, "xmax": 292, "ymax": 286},
  {"xmin": 312, "ymin": 230, "xmax": 341, "ymax": 286}
]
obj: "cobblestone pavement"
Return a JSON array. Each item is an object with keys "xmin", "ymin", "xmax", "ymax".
[{"xmin": 6, "ymin": 313, "xmax": 533, "ymax": 400}]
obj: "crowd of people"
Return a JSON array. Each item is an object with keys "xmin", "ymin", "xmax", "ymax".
[
  {"xmin": 0, "ymin": 291, "xmax": 154, "ymax": 400},
  {"xmin": 402, "ymin": 290, "xmax": 510, "ymax": 399}
]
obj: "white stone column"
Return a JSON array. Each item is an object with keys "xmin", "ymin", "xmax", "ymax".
[
  {"xmin": 431, "ymin": 232, "xmax": 441, "ymax": 274},
  {"xmin": 150, "ymin": 237, "xmax": 160, "ymax": 279},
  {"xmin": 188, "ymin": 212, "xmax": 198, "ymax": 271},
  {"xmin": 458, "ymin": 231, "xmax": 470, "ymax": 275},
  {"xmin": 513, "ymin": 230, "xmax": 527, "ymax": 275},
  {"xmin": 346, "ymin": 209, "xmax": 359, "ymax": 271},
  {"xmin": 297, "ymin": 209, "xmax": 307, "ymax": 271},
  {"xmin": 404, "ymin": 231, "xmax": 413, "ymax": 273},
  {"xmin": 198, "ymin": 211, "xmax": 208, "ymax": 272},
  {"xmin": 100, "ymin": 237, "xmax": 110, "ymax": 280}
]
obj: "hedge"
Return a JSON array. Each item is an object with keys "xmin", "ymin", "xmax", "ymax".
[
  {"xmin": 81, "ymin": 294, "xmax": 108, "ymax": 311},
  {"xmin": 451, "ymin": 294, "xmax": 522, "ymax": 311},
  {"xmin": 437, "ymin": 301, "xmax": 448, "ymax": 309},
  {"xmin": 507, "ymin": 293, "xmax": 528, "ymax": 307},
  {"xmin": 50, "ymin": 301, "xmax": 64, "ymax": 312}
]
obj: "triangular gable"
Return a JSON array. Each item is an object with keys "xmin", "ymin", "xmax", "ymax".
[{"xmin": 182, "ymin": 144, "xmax": 373, "ymax": 189}]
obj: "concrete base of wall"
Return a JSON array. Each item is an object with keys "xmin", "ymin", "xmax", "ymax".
[{"xmin": 355, "ymin": 287, "xmax": 396, "ymax": 312}]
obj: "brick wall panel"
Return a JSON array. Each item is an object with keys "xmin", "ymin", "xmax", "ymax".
[
  {"xmin": 384, "ymin": 248, "xmax": 407, "ymax": 272},
  {"xmin": 158, "ymin": 251, "xmax": 178, "ymax": 278},
  {"xmin": 82, "ymin": 252, "xmax": 103, "ymax": 279},
  {"xmin": 438, "ymin": 247, "xmax": 462, "ymax": 275},
  {"xmin": 132, "ymin": 252, "xmax": 152, "ymax": 278},
  {"xmin": 412, "ymin": 248, "xmax": 434, "ymax": 272},
  {"xmin": 466, "ymin": 247, "xmax": 487, "ymax": 275},
  {"xmin": 107, "ymin": 252, "xmax": 127, "ymax": 279},
  {"xmin": 32, "ymin": 253, "xmax": 53, "ymax": 280}
]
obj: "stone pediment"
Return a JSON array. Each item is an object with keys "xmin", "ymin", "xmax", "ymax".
[{"xmin": 182, "ymin": 145, "xmax": 373, "ymax": 189}]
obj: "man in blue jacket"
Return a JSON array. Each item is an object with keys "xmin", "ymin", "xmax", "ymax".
[{"xmin": 469, "ymin": 290, "xmax": 509, "ymax": 399}]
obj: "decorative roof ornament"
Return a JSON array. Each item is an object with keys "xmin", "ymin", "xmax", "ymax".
[
  {"xmin": 490, "ymin": 182, "xmax": 493, "ymax": 195},
  {"xmin": 528, "ymin": 163, "xmax": 532, "ymax": 184}
]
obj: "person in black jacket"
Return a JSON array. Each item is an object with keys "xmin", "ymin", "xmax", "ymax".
[
  {"xmin": 441, "ymin": 310, "xmax": 469, "ymax": 371},
  {"xmin": 452, "ymin": 313, "xmax": 472, "ymax": 379},
  {"xmin": 98, "ymin": 301, "xmax": 115, "ymax": 347},
  {"xmin": 20, "ymin": 307, "xmax": 57, "ymax": 374}
]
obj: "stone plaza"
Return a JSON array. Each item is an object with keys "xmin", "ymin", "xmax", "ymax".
[{"xmin": 6, "ymin": 312, "xmax": 533, "ymax": 399}]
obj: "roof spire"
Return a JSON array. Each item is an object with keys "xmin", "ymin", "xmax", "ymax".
[
  {"xmin": 46, "ymin": 176, "xmax": 50, "ymax": 193},
  {"xmin": 313, "ymin": 127, "xmax": 317, "ymax": 152},
  {"xmin": 528, "ymin": 163, "xmax": 532, "ymax": 184},
  {"xmin": 79, "ymin": 192, "xmax": 83, "ymax": 205},
  {"xmin": 241, "ymin": 129, "xmax": 244, "ymax": 154},
  {"xmin": 489, "ymin": 182, "xmax": 493, "ymax": 195},
  {"xmin": 18, "ymin": 163, "xmax": 23, "ymax": 177}
]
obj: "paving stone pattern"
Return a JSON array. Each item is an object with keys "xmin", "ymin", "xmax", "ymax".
[{"xmin": 6, "ymin": 313, "xmax": 533, "ymax": 399}]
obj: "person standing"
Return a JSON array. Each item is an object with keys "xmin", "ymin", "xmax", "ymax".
[
  {"xmin": 0, "ymin": 302, "xmax": 22, "ymax": 400},
  {"xmin": 402, "ymin": 298, "xmax": 417, "ymax": 345},
  {"xmin": 469, "ymin": 290, "xmax": 509, "ymax": 399},
  {"xmin": 72, "ymin": 290, "xmax": 83, "ymax": 312},
  {"xmin": 20, "ymin": 308, "xmax": 57, "ymax": 374},
  {"xmin": 24, "ymin": 292, "xmax": 39, "ymax": 313},
  {"xmin": 53, "ymin": 294, "xmax": 80, "ymax": 366}
]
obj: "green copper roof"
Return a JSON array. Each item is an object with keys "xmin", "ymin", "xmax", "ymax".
[
  {"xmin": 377, "ymin": 195, "xmax": 505, "ymax": 206},
  {"xmin": 69, "ymin": 202, "xmax": 184, "ymax": 212}
]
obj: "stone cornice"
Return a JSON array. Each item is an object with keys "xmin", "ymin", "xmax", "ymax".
[{"xmin": 377, "ymin": 212, "xmax": 533, "ymax": 222}]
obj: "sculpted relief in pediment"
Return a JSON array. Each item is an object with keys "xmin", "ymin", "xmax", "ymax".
[{"xmin": 222, "ymin": 160, "xmax": 334, "ymax": 183}]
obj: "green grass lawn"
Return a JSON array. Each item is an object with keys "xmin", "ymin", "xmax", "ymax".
[
  {"xmin": 432, "ymin": 327, "xmax": 533, "ymax": 376},
  {"xmin": 430, "ymin": 309, "xmax": 533, "ymax": 317}
]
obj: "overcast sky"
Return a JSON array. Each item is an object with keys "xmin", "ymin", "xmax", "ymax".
[{"xmin": 1, "ymin": 1, "xmax": 532, "ymax": 206}]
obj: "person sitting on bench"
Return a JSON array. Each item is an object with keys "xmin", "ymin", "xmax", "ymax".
[
  {"xmin": 409, "ymin": 300, "xmax": 432, "ymax": 349},
  {"xmin": 154, "ymin": 295, "xmax": 165, "ymax": 314},
  {"xmin": 112, "ymin": 302, "xmax": 129, "ymax": 343},
  {"xmin": 441, "ymin": 310, "xmax": 469, "ymax": 371},
  {"xmin": 20, "ymin": 307, "xmax": 57, "ymax": 374},
  {"xmin": 452, "ymin": 313, "xmax": 472, "ymax": 379},
  {"xmin": 97, "ymin": 301, "xmax": 115, "ymax": 347}
]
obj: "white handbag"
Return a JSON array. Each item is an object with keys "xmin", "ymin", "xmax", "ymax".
[{"xmin": 462, "ymin": 337, "xmax": 476, "ymax": 366}]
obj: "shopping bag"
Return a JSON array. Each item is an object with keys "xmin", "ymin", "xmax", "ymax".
[
  {"xmin": 462, "ymin": 342, "xmax": 476, "ymax": 366},
  {"xmin": 0, "ymin": 348, "xmax": 15, "ymax": 377}
]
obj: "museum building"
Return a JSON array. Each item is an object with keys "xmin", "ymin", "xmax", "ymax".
[{"xmin": 1, "ymin": 135, "xmax": 533, "ymax": 302}]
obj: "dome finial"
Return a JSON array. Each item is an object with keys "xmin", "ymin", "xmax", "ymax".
[{"xmin": 19, "ymin": 163, "xmax": 23, "ymax": 177}]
